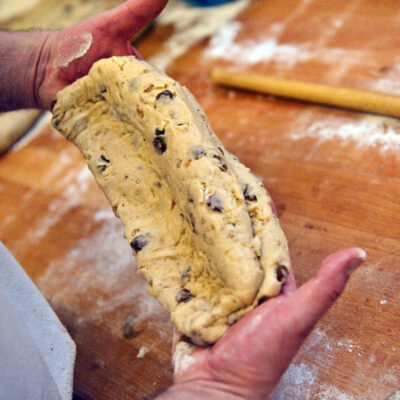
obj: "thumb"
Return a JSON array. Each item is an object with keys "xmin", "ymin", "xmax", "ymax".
[
  {"xmin": 97, "ymin": 0, "xmax": 168, "ymax": 40},
  {"xmin": 209, "ymin": 247, "xmax": 366, "ymax": 394},
  {"xmin": 276, "ymin": 247, "xmax": 366, "ymax": 342}
]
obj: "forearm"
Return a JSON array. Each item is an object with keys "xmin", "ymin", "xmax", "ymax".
[{"xmin": 0, "ymin": 31, "xmax": 50, "ymax": 111}]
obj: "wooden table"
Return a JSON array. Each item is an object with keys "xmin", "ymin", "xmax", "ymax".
[{"xmin": 1, "ymin": 0, "xmax": 400, "ymax": 398}]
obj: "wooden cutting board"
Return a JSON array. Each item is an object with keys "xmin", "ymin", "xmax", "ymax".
[{"xmin": 1, "ymin": 0, "xmax": 400, "ymax": 398}]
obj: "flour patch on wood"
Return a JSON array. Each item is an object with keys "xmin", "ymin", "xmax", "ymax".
[
  {"xmin": 289, "ymin": 114, "xmax": 400, "ymax": 152},
  {"xmin": 370, "ymin": 59, "xmax": 400, "ymax": 96},
  {"xmin": 274, "ymin": 362, "xmax": 356, "ymax": 399},
  {"xmin": 273, "ymin": 362, "xmax": 317, "ymax": 400},
  {"xmin": 380, "ymin": 366, "xmax": 400, "ymax": 387},
  {"xmin": 150, "ymin": 0, "xmax": 249, "ymax": 70},
  {"xmin": 205, "ymin": 21, "xmax": 366, "ymax": 69},
  {"xmin": 273, "ymin": 328, "xmax": 356, "ymax": 399},
  {"xmin": 317, "ymin": 385, "xmax": 356, "ymax": 400},
  {"xmin": 37, "ymin": 210, "xmax": 135, "ymax": 309},
  {"xmin": 38, "ymin": 206, "xmax": 169, "ymax": 338},
  {"xmin": 27, "ymin": 164, "xmax": 92, "ymax": 244},
  {"xmin": 10, "ymin": 148, "xmax": 92, "ymax": 250},
  {"xmin": 387, "ymin": 391, "xmax": 400, "ymax": 400},
  {"xmin": 206, "ymin": 21, "xmax": 310, "ymax": 67}
]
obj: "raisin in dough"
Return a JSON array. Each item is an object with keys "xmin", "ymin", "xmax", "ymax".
[{"xmin": 52, "ymin": 56, "xmax": 290, "ymax": 345}]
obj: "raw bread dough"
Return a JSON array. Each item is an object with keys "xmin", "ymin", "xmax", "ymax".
[{"xmin": 52, "ymin": 56, "xmax": 290, "ymax": 344}]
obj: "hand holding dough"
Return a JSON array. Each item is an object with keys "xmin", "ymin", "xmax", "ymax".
[{"xmin": 52, "ymin": 56, "xmax": 290, "ymax": 344}]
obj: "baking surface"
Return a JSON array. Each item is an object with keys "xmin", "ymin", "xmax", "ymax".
[{"xmin": 1, "ymin": 0, "xmax": 400, "ymax": 399}]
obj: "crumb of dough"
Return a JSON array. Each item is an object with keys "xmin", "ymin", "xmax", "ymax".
[{"xmin": 137, "ymin": 346, "xmax": 150, "ymax": 358}]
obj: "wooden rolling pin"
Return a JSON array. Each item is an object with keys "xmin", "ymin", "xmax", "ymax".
[{"xmin": 211, "ymin": 69, "xmax": 400, "ymax": 118}]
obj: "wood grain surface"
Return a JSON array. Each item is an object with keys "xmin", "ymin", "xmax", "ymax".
[{"xmin": 1, "ymin": 0, "xmax": 400, "ymax": 399}]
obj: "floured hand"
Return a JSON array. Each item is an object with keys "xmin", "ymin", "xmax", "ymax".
[
  {"xmin": 158, "ymin": 248, "xmax": 365, "ymax": 400},
  {"xmin": 36, "ymin": 0, "xmax": 167, "ymax": 109}
]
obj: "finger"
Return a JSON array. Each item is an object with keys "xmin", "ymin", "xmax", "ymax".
[
  {"xmin": 171, "ymin": 328, "xmax": 211, "ymax": 381},
  {"xmin": 227, "ymin": 247, "xmax": 365, "ymax": 348},
  {"xmin": 210, "ymin": 248, "xmax": 366, "ymax": 389},
  {"xmin": 277, "ymin": 247, "xmax": 366, "ymax": 341},
  {"xmin": 281, "ymin": 264, "xmax": 296, "ymax": 294},
  {"xmin": 100, "ymin": 0, "xmax": 168, "ymax": 40}
]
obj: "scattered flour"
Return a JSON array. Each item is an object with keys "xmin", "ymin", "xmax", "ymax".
[
  {"xmin": 137, "ymin": 346, "xmax": 150, "ymax": 359},
  {"xmin": 387, "ymin": 391, "xmax": 400, "ymax": 400},
  {"xmin": 317, "ymin": 385, "xmax": 356, "ymax": 400},
  {"xmin": 337, "ymin": 339, "xmax": 362, "ymax": 356},
  {"xmin": 273, "ymin": 362, "xmax": 317, "ymax": 400},
  {"xmin": 14, "ymin": 161, "xmax": 92, "ymax": 248},
  {"xmin": 37, "ymin": 206, "xmax": 169, "ymax": 339},
  {"xmin": 273, "ymin": 361, "xmax": 358, "ymax": 400},
  {"xmin": 289, "ymin": 114, "xmax": 400, "ymax": 152},
  {"xmin": 380, "ymin": 366, "xmax": 400, "ymax": 387},
  {"xmin": 370, "ymin": 58, "xmax": 400, "ymax": 96},
  {"xmin": 93, "ymin": 207, "xmax": 114, "ymax": 222},
  {"xmin": 150, "ymin": 0, "xmax": 249, "ymax": 70},
  {"xmin": 332, "ymin": 18, "xmax": 344, "ymax": 29},
  {"xmin": 272, "ymin": 328, "xmax": 368, "ymax": 399},
  {"xmin": 205, "ymin": 20, "xmax": 366, "ymax": 68},
  {"xmin": 206, "ymin": 21, "xmax": 310, "ymax": 67},
  {"xmin": 37, "ymin": 208, "xmax": 135, "ymax": 314},
  {"xmin": 202, "ymin": 5, "xmax": 400, "ymax": 155}
]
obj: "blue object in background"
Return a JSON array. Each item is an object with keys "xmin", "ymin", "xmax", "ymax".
[{"xmin": 184, "ymin": 0, "xmax": 237, "ymax": 7}]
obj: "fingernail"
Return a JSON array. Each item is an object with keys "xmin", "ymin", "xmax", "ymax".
[{"xmin": 348, "ymin": 248, "xmax": 367, "ymax": 273}]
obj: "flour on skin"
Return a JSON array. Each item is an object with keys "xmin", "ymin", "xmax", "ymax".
[
  {"xmin": 173, "ymin": 341, "xmax": 197, "ymax": 374},
  {"xmin": 54, "ymin": 32, "xmax": 93, "ymax": 69}
]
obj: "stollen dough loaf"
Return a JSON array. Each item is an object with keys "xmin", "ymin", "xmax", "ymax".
[{"xmin": 52, "ymin": 56, "xmax": 290, "ymax": 345}]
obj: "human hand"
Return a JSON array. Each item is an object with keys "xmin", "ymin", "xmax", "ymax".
[
  {"xmin": 36, "ymin": 0, "xmax": 168, "ymax": 109},
  {"xmin": 158, "ymin": 247, "xmax": 366, "ymax": 399}
]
